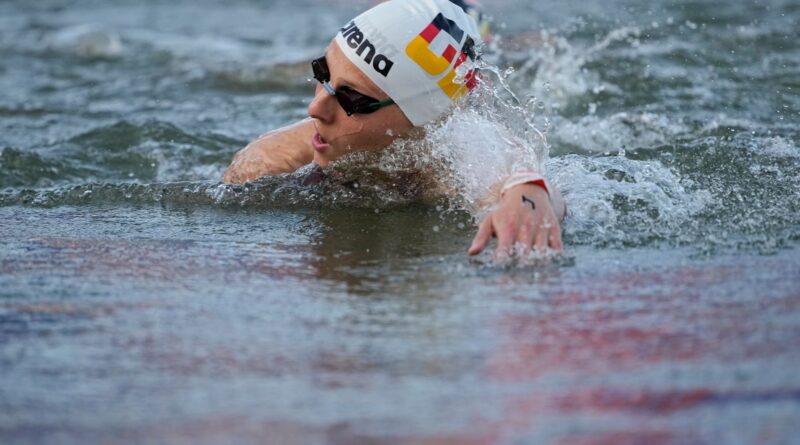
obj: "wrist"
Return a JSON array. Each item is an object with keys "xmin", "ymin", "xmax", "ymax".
[
  {"xmin": 501, "ymin": 171, "xmax": 549, "ymax": 197},
  {"xmin": 501, "ymin": 183, "xmax": 549, "ymax": 203}
]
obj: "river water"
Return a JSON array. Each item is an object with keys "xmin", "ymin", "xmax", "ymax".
[{"xmin": 1, "ymin": 0, "xmax": 799, "ymax": 444}]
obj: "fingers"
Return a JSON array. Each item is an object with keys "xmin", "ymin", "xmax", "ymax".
[
  {"xmin": 222, "ymin": 169, "xmax": 233, "ymax": 183},
  {"xmin": 495, "ymin": 218, "xmax": 518, "ymax": 258},
  {"xmin": 517, "ymin": 222, "xmax": 535, "ymax": 255},
  {"xmin": 468, "ymin": 217, "xmax": 494, "ymax": 256},
  {"xmin": 468, "ymin": 202, "xmax": 565, "ymax": 258},
  {"xmin": 223, "ymin": 156, "xmax": 251, "ymax": 184},
  {"xmin": 549, "ymin": 222, "xmax": 564, "ymax": 252},
  {"xmin": 533, "ymin": 217, "xmax": 563, "ymax": 253},
  {"xmin": 534, "ymin": 228, "xmax": 548, "ymax": 251},
  {"xmin": 222, "ymin": 167, "xmax": 240, "ymax": 184}
]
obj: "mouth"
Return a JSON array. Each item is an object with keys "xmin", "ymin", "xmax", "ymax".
[{"xmin": 311, "ymin": 132, "xmax": 332, "ymax": 153}]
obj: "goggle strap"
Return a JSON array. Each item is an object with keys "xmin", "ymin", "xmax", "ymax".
[
  {"xmin": 369, "ymin": 99, "xmax": 395, "ymax": 110},
  {"xmin": 322, "ymin": 81, "xmax": 336, "ymax": 96}
]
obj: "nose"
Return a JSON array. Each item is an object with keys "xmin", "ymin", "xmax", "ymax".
[{"xmin": 308, "ymin": 83, "xmax": 337, "ymax": 123}]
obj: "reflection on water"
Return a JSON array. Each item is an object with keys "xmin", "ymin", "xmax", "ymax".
[{"xmin": 2, "ymin": 206, "xmax": 799, "ymax": 444}]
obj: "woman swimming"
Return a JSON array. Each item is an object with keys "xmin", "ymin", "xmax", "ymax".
[{"xmin": 222, "ymin": 0, "xmax": 565, "ymax": 257}]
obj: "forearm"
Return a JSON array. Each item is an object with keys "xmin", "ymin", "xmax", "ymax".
[{"xmin": 222, "ymin": 119, "xmax": 316, "ymax": 184}]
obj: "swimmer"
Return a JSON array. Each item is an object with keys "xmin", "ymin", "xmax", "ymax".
[{"xmin": 223, "ymin": 0, "xmax": 566, "ymax": 257}]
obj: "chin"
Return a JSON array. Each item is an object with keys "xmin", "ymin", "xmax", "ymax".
[
  {"xmin": 314, "ymin": 143, "xmax": 355, "ymax": 167},
  {"xmin": 313, "ymin": 151, "xmax": 333, "ymax": 167}
]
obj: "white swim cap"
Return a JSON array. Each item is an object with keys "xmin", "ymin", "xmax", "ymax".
[{"xmin": 334, "ymin": 0, "xmax": 483, "ymax": 127}]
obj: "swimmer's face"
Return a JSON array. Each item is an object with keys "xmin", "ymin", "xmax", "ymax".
[{"xmin": 307, "ymin": 40, "xmax": 415, "ymax": 166}]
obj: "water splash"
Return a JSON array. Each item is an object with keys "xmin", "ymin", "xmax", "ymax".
[
  {"xmin": 407, "ymin": 63, "xmax": 555, "ymax": 219},
  {"xmin": 550, "ymin": 112, "xmax": 689, "ymax": 154},
  {"xmin": 45, "ymin": 24, "xmax": 124, "ymax": 59},
  {"xmin": 548, "ymin": 153, "xmax": 711, "ymax": 247},
  {"xmin": 0, "ymin": 163, "xmax": 437, "ymax": 211}
]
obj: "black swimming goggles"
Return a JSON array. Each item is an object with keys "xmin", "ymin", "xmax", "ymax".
[{"xmin": 311, "ymin": 56, "xmax": 395, "ymax": 116}]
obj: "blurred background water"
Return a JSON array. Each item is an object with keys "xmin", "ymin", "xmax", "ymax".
[{"xmin": 1, "ymin": 0, "xmax": 798, "ymax": 444}]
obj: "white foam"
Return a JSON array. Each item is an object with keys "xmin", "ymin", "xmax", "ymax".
[
  {"xmin": 754, "ymin": 136, "xmax": 799, "ymax": 159},
  {"xmin": 423, "ymin": 105, "xmax": 547, "ymax": 218},
  {"xmin": 547, "ymin": 154, "xmax": 712, "ymax": 245},
  {"xmin": 501, "ymin": 26, "xmax": 645, "ymax": 111},
  {"xmin": 550, "ymin": 112, "xmax": 688, "ymax": 153},
  {"xmin": 46, "ymin": 25, "xmax": 123, "ymax": 58}
]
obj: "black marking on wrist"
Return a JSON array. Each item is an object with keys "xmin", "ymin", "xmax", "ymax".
[{"xmin": 522, "ymin": 195, "xmax": 536, "ymax": 211}]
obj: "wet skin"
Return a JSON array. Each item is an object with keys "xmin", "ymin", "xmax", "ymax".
[
  {"xmin": 222, "ymin": 41, "xmax": 414, "ymax": 180},
  {"xmin": 223, "ymin": 40, "xmax": 565, "ymax": 255}
]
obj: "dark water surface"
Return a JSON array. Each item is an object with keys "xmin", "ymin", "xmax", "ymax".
[{"xmin": 1, "ymin": 0, "xmax": 799, "ymax": 444}]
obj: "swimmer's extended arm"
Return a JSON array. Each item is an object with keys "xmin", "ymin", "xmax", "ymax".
[
  {"xmin": 469, "ymin": 182, "xmax": 565, "ymax": 256},
  {"xmin": 222, "ymin": 119, "xmax": 316, "ymax": 184}
]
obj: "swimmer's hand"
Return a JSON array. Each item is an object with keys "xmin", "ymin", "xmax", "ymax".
[
  {"xmin": 222, "ymin": 142, "xmax": 276, "ymax": 184},
  {"xmin": 222, "ymin": 121, "xmax": 316, "ymax": 184},
  {"xmin": 468, "ymin": 184, "xmax": 564, "ymax": 257}
]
